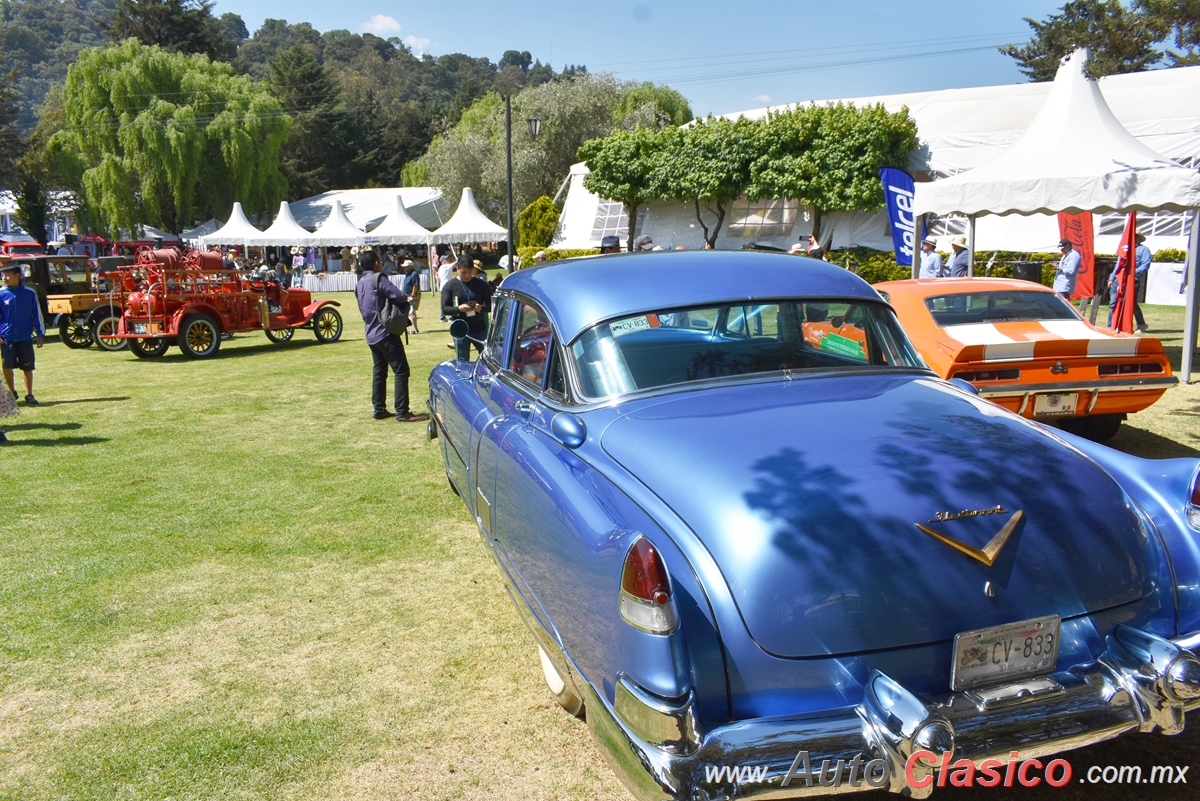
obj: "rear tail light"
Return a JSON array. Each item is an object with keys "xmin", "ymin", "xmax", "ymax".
[
  {"xmin": 1098, "ymin": 362, "xmax": 1164, "ymax": 376},
  {"xmin": 619, "ymin": 538, "xmax": 679, "ymax": 634}
]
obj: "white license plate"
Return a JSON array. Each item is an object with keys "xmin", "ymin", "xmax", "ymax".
[
  {"xmin": 1033, "ymin": 392, "xmax": 1078, "ymax": 416},
  {"xmin": 133, "ymin": 324, "xmax": 147, "ymax": 334},
  {"xmin": 951, "ymin": 615, "xmax": 1059, "ymax": 691}
]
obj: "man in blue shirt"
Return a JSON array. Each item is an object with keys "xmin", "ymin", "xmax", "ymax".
[
  {"xmin": 0, "ymin": 262, "xmax": 45, "ymax": 405},
  {"xmin": 1107, "ymin": 233, "xmax": 1151, "ymax": 332},
  {"xmin": 947, "ymin": 236, "xmax": 970, "ymax": 277},
  {"xmin": 1053, "ymin": 238, "xmax": 1081, "ymax": 299},
  {"xmin": 399, "ymin": 259, "xmax": 422, "ymax": 334},
  {"xmin": 918, "ymin": 238, "xmax": 944, "ymax": 278}
]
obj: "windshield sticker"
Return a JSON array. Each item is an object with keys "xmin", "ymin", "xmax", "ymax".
[
  {"xmin": 609, "ymin": 317, "xmax": 652, "ymax": 337},
  {"xmin": 820, "ymin": 332, "xmax": 866, "ymax": 359}
]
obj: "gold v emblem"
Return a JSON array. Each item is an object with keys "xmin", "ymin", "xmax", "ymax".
[{"xmin": 915, "ymin": 510, "xmax": 1024, "ymax": 567}]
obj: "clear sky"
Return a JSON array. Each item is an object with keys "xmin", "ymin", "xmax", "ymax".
[{"xmin": 214, "ymin": 1, "xmax": 1067, "ymax": 116}]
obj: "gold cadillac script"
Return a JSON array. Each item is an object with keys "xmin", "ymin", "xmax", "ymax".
[{"xmin": 929, "ymin": 505, "xmax": 1010, "ymax": 523}]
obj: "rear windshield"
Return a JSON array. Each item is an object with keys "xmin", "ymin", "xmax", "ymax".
[
  {"xmin": 570, "ymin": 299, "xmax": 925, "ymax": 399},
  {"xmin": 923, "ymin": 290, "xmax": 1078, "ymax": 326}
]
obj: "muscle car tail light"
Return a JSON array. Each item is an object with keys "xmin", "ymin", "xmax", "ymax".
[
  {"xmin": 619, "ymin": 538, "xmax": 679, "ymax": 634},
  {"xmin": 1098, "ymin": 363, "xmax": 1164, "ymax": 376},
  {"xmin": 952, "ymin": 369, "xmax": 1020, "ymax": 382}
]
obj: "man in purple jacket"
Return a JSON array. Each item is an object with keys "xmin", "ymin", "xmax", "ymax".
[
  {"xmin": 354, "ymin": 251, "xmax": 428, "ymax": 423},
  {"xmin": 1, "ymin": 262, "xmax": 45, "ymax": 405}
]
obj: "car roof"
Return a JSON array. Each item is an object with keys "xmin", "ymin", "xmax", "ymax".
[
  {"xmin": 500, "ymin": 250, "xmax": 883, "ymax": 343},
  {"xmin": 876, "ymin": 277, "xmax": 1057, "ymax": 296}
]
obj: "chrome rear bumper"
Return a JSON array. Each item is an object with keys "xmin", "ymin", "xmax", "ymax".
[{"xmin": 586, "ymin": 625, "xmax": 1200, "ymax": 800}]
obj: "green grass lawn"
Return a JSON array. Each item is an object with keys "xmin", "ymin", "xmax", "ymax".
[
  {"xmin": 1, "ymin": 296, "xmax": 1197, "ymax": 800},
  {"xmin": 1, "ymin": 297, "xmax": 625, "ymax": 801}
]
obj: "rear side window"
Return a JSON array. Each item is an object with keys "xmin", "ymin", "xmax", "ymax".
[{"xmin": 508, "ymin": 304, "xmax": 553, "ymax": 388}]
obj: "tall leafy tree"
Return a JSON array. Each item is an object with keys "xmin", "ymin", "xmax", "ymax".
[
  {"xmin": 47, "ymin": 40, "xmax": 290, "ymax": 235},
  {"xmin": 652, "ymin": 117, "xmax": 758, "ymax": 249},
  {"xmin": 0, "ymin": 68, "xmax": 23, "ymax": 189},
  {"xmin": 269, "ymin": 44, "xmax": 379, "ymax": 197},
  {"xmin": 750, "ymin": 103, "xmax": 917, "ymax": 240},
  {"xmin": 104, "ymin": 0, "xmax": 234, "ymax": 62},
  {"xmin": 419, "ymin": 73, "xmax": 690, "ymax": 224},
  {"xmin": 579, "ymin": 126, "xmax": 666, "ymax": 251},
  {"xmin": 1138, "ymin": 0, "xmax": 1200, "ymax": 65},
  {"xmin": 1000, "ymin": 0, "xmax": 1165, "ymax": 80}
]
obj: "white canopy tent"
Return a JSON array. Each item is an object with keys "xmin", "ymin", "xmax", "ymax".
[
  {"xmin": 196, "ymin": 203, "xmax": 262, "ymax": 249},
  {"xmin": 429, "ymin": 188, "xmax": 507, "ymax": 245},
  {"xmin": 289, "ymin": 187, "xmax": 445, "ymax": 232},
  {"xmin": 913, "ymin": 50, "xmax": 1200, "ymax": 382},
  {"xmin": 362, "ymin": 194, "xmax": 432, "ymax": 246},
  {"xmin": 251, "ymin": 201, "xmax": 315, "ymax": 247},
  {"xmin": 914, "ymin": 50, "xmax": 1200, "ymax": 218},
  {"xmin": 308, "ymin": 200, "xmax": 365, "ymax": 246},
  {"xmin": 180, "ymin": 218, "xmax": 219, "ymax": 243}
]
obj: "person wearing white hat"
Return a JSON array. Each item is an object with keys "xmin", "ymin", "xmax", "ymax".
[
  {"xmin": 918, "ymin": 238, "xmax": 944, "ymax": 279},
  {"xmin": 947, "ymin": 235, "xmax": 969, "ymax": 277}
]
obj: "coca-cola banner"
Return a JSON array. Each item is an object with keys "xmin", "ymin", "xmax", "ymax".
[{"xmin": 1056, "ymin": 212, "xmax": 1094, "ymax": 299}]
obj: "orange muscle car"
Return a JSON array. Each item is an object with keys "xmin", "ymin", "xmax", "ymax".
[{"xmin": 875, "ymin": 278, "xmax": 1176, "ymax": 441}]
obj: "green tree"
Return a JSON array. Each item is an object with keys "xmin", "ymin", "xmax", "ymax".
[
  {"xmin": 1138, "ymin": 0, "xmax": 1200, "ymax": 65},
  {"xmin": 653, "ymin": 117, "xmax": 758, "ymax": 248},
  {"xmin": 749, "ymin": 102, "xmax": 917, "ymax": 239},
  {"xmin": 999, "ymin": 1, "xmax": 1165, "ymax": 80},
  {"xmin": 14, "ymin": 172, "xmax": 47, "ymax": 243},
  {"xmin": 579, "ymin": 126, "xmax": 665, "ymax": 251},
  {"xmin": 616, "ymin": 83, "xmax": 693, "ymax": 128},
  {"xmin": 0, "ymin": 68, "xmax": 23, "ymax": 189},
  {"xmin": 104, "ymin": 0, "xmax": 233, "ymax": 62},
  {"xmin": 417, "ymin": 73, "xmax": 689, "ymax": 223},
  {"xmin": 518, "ymin": 196, "xmax": 560, "ymax": 249},
  {"xmin": 47, "ymin": 40, "xmax": 290, "ymax": 236}
]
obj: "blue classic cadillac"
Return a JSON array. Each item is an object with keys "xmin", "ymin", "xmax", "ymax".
[{"xmin": 428, "ymin": 251, "xmax": 1200, "ymax": 799}]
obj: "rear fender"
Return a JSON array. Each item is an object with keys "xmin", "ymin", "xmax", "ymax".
[{"xmin": 1052, "ymin": 427, "xmax": 1200, "ymax": 637}]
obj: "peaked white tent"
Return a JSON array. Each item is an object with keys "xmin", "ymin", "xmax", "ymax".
[
  {"xmin": 197, "ymin": 203, "xmax": 262, "ymax": 249},
  {"xmin": 308, "ymin": 200, "xmax": 364, "ymax": 246},
  {"xmin": 181, "ymin": 218, "xmax": 220, "ymax": 243},
  {"xmin": 429, "ymin": 188, "xmax": 506, "ymax": 245},
  {"xmin": 289, "ymin": 187, "xmax": 445, "ymax": 231},
  {"xmin": 914, "ymin": 50, "xmax": 1200, "ymax": 217},
  {"xmin": 252, "ymin": 201, "xmax": 315, "ymax": 246},
  {"xmin": 363, "ymin": 195, "xmax": 432, "ymax": 246}
]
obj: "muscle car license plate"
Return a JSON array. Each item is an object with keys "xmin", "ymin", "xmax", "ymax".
[
  {"xmin": 1033, "ymin": 393, "xmax": 1078, "ymax": 416},
  {"xmin": 951, "ymin": 615, "xmax": 1059, "ymax": 691}
]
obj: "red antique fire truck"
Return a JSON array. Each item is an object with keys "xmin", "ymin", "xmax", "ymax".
[{"xmin": 111, "ymin": 247, "xmax": 344, "ymax": 358}]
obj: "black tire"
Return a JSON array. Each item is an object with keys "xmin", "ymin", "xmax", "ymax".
[
  {"xmin": 129, "ymin": 337, "xmax": 169, "ymax": 358},
  {"xmin": 59, "ymin": 316, "xmax": 93, "ymax": 349},
  {"xmin": 1058, "ymin": 414, "xmax": 1123, "ymax": 443},
  {"xmin": 265, "ymin": 328, "xmax": 294, "ymax": 344},
  {"xmin": 178, "ymin": 314, "xmax": 221, "ymax": 358},
  {"xmin": 538, "ymin": 646, "xmax": 584, "ymax": 717},
  {"xmin": 91, "ymin": 312, "xmax": 128, "ymax": 352},
  {"xmin": 312, "ymin": 307, "xmax": 343, "ymax": 343}
]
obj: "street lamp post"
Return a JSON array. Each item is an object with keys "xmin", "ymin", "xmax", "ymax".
[{"xmin": 504, "ymin": 94, "xmax": 541, "ymax": 270}]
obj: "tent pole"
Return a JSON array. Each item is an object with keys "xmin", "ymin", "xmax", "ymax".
[
  {"xmin": 967, "ymin": 215, "xmax": 977, "ymax": 277},
  {"xmin": 1182, "ymin": 208, "xmax": 1199, "ymax": 383}
]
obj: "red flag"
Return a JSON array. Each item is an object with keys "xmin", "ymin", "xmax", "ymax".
[
  {"xmin": 1057, "ymin": 213, "xmax": 1094, "ymax": 299},
  {"xmin": 1110, "ymin": 213, "xmax": 1139, "ymax": 334}
]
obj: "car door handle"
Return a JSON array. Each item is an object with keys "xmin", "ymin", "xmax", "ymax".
[
  {"xmin": 476, "ymin": 373, "xmax": 493, "ymax": 386},
  {"xmin": 514, "ymin": 400, "xmax": 534, "ymax": 414}
]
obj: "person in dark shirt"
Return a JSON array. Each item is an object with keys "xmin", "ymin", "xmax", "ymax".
[
  {"xmin": 441, "ymin": 256, "xmax": 491, "ymax": 361},
  {"xmin": 354, "ymin": 250, "xmax": 427, "ymax": 423}
]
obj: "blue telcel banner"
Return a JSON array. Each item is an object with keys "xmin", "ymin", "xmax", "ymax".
[{"xmin": 880, "ymin": 167, "xmax": 918, "ymax": 267}]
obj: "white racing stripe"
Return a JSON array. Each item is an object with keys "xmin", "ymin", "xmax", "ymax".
[
  {"xmin": 1039, "ymin": 320, "xmax": 1140, "ymax": 356},
  {"xmin": 941, "ymin": 323, "xmax": 1036, "ymax": 362}
]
